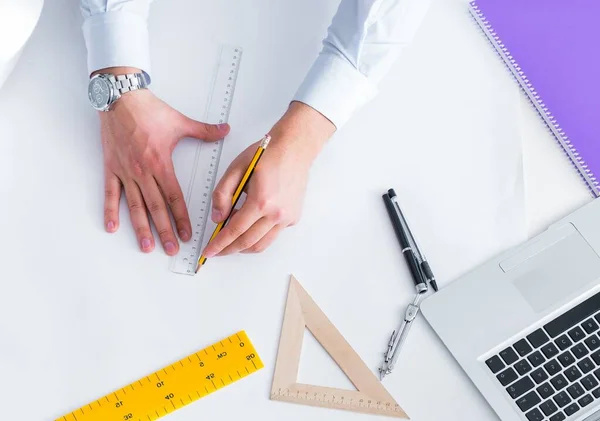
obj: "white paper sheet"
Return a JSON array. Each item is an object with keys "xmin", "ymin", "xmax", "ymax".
[{"xmin": 0, "ymin": 0, "xmax": 526, "ymax": 420}]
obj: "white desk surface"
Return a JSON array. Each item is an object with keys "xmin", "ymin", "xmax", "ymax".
[{"xmin": 0, "ymin": 0, "xmax": 593, "ymax": 420}]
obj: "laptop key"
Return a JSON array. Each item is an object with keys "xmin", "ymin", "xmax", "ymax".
[
  {"xmin": 551, "ymin": 374, "xmax": 568, "ymax": 391},
  {"xmin": 537, "ymin": 382, "xmax": 555, "ymax": 399},
  {"xmin": 585, "ymin": 334, "xmax": 600, "ymax": 351},
  {"xmin": 515, "ymin": 339, "xmax": 533, "ymax": 357},
  {"xmin": 553, "ymin": 391, "xmax": 572, "ymax": 407},
  {"xmin": 497, "ymin": 367, "xmax": 518, "ymax": 386},
  {"xmin": 485, "ymin": 355, "xmax": 505, "ymax": 373},
  {"xmin": 567, "ymin": 383, "xmax": 585, "ymax": 399},
  {"xmin": 578, "ymin": 357, "xmax": 595, "ymax": 374},
  {"xmin": 541, "ymin": 342, "xmax": 559, "ymax": 359},
  {"xmin": 593, "ymin": 386, "xmax": 600, "ymax": 398},
  {"xmin": 578, "ymin": 394, "xmax": 593, "ymax": 407},
  {"xmin": 545, "ymin": 291, "xmax": 600, "ymax": 338},
  {"xmin": 516, "ymin": 391, "xmax": 541, "ymax": 412},
  {"xmin": 525, "ymin": 408, "xmax": 544, "ymax": 421},
  {"xmin": 594, "ymin": 367, "xmax": 600, "ymax": 381},
  {"xmin": 591, "ymin": 350, "xmax": 600, "ymax": 365},
  {"xmin": 572, "ymin": 343, "xmax": 589, "ymax": 359},
  {"xmin": 540, "ymin": 399, "xmax": 559, "ymax": 416},
  {"xmin": 581, "ymin": 373, "xmax": 599, "ymax": 391},
  {"xmin": 565, "ymin": 366, "xmax": 582, "ymax": 382},
  {"xmin": 564, "ymin": 402, "xmax": 580, "ymax": 416},
  {"xmin": 527, "ymin": 351, "xmax": 545, "ymax": 367},
  {"xmin": 568, "ymin": 326, "xmax": 586, "ymax": 342},
  {"xmin": 582, "ymin": 318, "xmax": 599, "ymax": 334},
  {"xmin": 531, "ymin": 368, "xmax": 548, "ymax": 384},
  {"xmin": 500, "ymin": 347, "xmax": 519, "ymax": 365},
  {"xmin": 545, "ymin": 359, "xmax": 562, "ymax": 376},
  {"xmin": 528, "ymin": 329, "xmax": 549, "ymax": 348},
  {"xmin": 515, "ymin": 359, "xmax": 533, "ymax": 375},
  {"xmin": 558, "ymin": 351, "xmax": 575, "ymax": 367},
  {"xmin": 556, "ymin": 335, "xmax": 573, "ymax": 351},
  {"xmin": 549, "ymin": 412, "xmax": 566, "ymax": 421},
  {"xmin": 507, "ymin": 376, "xmax": 535, "ymax": 399}
]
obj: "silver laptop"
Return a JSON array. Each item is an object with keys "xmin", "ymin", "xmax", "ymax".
[{"xmin": 421, "ymin": 198, "xmax": 600, "ymax": 421}]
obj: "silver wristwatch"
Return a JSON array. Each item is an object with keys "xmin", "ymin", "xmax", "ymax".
[{"xmin": 88, "ymin": 72, "xmax": 149, "ymax": 112}]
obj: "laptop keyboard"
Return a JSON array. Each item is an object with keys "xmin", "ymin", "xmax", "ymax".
[{"xmin": 486, "ymin": 291, "xmax": 600, "ymax": 421}]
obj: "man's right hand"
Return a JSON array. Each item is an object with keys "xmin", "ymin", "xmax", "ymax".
[{"xmin": 98, "ymin": 70, "xmax": 229, "ymax": 255}]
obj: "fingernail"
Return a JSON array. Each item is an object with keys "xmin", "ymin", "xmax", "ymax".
[
  {"xmin": 203, "ymin": 248, "xmax": 216, "ymax": 258},
  {"xmin": 141, "ymin": 238, "xmax": 152, "ymax": 251},
  {"xmin": 212, "ymin": 208, "xmax": 222, "ymax": 223},
  {"xmin": 165, "ymin": 241, "xmax": 176, "ymax": 254},
  {"xmin": 178, "ymin": 229, "xmax": 189, "ymax": 241},
  {"xmin": 217, "ymin": 123, "xmax": 228, "ymax": 131},
  {"xmin": 106, "ymin": 221, "xmax": 115, "ymax": 232}
]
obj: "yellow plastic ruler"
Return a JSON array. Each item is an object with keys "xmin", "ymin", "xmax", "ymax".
[{"xmin": 57, "ymin": 331, "xmax": 263, "ymax": 421}]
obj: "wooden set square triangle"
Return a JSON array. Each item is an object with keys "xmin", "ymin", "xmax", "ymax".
[{"xmin": 270, "ymin": 275, "xmax": 408, "ymax": 418}]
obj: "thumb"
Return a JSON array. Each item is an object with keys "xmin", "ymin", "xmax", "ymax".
[
  {"xmin": 211, "ymin": 154, "xmax": 248, "ymax": 223},
  {"xmin": 181, "ymin": 116, "xmax": 230, "ymax": 141}
]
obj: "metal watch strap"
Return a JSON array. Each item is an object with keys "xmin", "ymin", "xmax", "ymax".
[{"xmin": 108, "ymin": 73, "xmax": 148, "ymax": 95}]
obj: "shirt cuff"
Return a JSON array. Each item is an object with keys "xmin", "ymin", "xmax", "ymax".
[
  {"xmin": 82, "ymin": 11, "xmax": 151, "ymax": 80},
  {"xmin": 293, "ymin": 52, "xmax": 378, "ymax": 129}
]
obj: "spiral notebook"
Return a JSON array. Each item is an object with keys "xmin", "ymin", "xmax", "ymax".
[{"xmin": 469, "ymin": 0, "xmax": 600, "ymax": 197}]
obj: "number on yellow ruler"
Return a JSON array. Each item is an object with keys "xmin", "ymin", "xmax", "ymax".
[{"xmin": 57, "ymin": 331, "xmax": 263, "ymax": 421}]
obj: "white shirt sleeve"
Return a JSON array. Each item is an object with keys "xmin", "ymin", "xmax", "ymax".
[
  {"xmin": 293, "ymin": 0, "xmax": 432, "ymax": 129},
  {"xmin": 80, "ymin": 0, "xmax": 153, "ymax": 77}
]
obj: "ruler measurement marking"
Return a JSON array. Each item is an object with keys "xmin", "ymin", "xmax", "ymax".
[
  {"xmin": 57, "ymin": 331, "xmax": 260, "ymax": 421},
  {"xmin": 251, "ymin": 360, "xmax": 257, "ymax": 370},
  {"xmin": 170, "ymin": 45, "xmax": 242, "ymax": 275}
]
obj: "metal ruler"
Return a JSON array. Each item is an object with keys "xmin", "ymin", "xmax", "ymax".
[
  {"xmin": 170, "ymin": 45, "xmax": 242, "ymax": 275},
  {"xmin": 57, "ymin": 331, "xmax": 263, "ymax": 421}
]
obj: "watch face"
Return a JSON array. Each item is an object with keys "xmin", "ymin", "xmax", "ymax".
[{"xmin": 88, "ymin": 76, "xmax": 111, "ymax": 110}]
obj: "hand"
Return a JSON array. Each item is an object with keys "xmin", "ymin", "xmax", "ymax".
[
  {"xmin": 99, "ymin": 67, "xmax": 230, "ymax": 255},
  {"xmin": 202, "ymin": 101, "xmax": 335, "ymax": 257}
]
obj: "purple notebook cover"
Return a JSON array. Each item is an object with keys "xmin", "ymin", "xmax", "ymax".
[{"xmin": 470, "ymin": 0, "xmax": 600, "ymax": 196}]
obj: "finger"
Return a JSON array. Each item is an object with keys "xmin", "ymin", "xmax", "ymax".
[
  {"xmin": 211, "ymin": 154, "xmax": 248, "ymax": 223},
  {"xmin": 180, "ymin": 115, "xmax": 230, "ymax": 142},
  {"xmin": 240, "ymin": 225, "xmax": 285, "ymax": 254},
  {"xmin": 104, "ymin": 173, "xmax": 122, "ymax": 233},
  {"xmin": 217, "ymin": 217, "xmax": 275, "ymax": 256},
  {"xmin": 123, "ymin": 181, "xmax": 155, "ymax": 253},
  {"xmin": 202, "ymin": 204, "xmax": 261, "ymax": 258},
  {"xmin": 156, "ymin": 166, "xmax": 191, "ymax": 242},
  {"xmin": 139, "ymin": 179, "xmax": 179, "ymax": 256}
]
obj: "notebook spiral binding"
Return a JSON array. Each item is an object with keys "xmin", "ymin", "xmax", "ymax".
[{"xmin": 469, "ymin": 2, "xmax": 599, "ymax": 197}]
